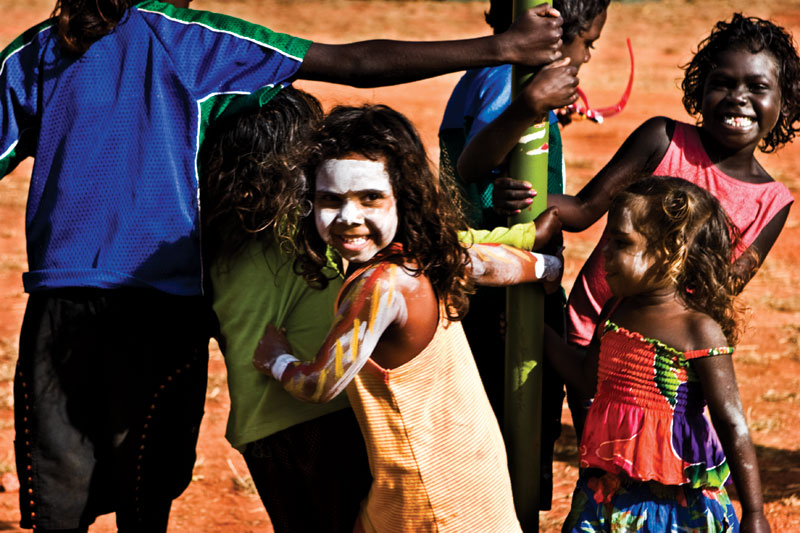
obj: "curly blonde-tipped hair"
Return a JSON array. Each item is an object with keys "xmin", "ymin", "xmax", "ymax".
[
  {"xmin": 201, "ymin": 88, "xmax": 323, "ymax": 269},
  {"xmin": 611, "ymin": 176, "xmax": 744, "ymax": 343}
]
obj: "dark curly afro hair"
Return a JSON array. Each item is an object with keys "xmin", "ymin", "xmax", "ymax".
[{"xmin": 681, "ymin": 13, "xmax": 800, "ymax": 153}]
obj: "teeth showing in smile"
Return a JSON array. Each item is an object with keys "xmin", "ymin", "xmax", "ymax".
[
  {"xmin": 340, "ymin": 236, "xmax": 368, "ymax": 245},
  {"xmin": 723, "ymin": 115, "xmax": 752, "ymax": 128}
]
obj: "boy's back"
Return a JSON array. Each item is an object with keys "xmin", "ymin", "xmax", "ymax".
[{"xmin": 3, "ymin": 2, "xmax": 309, "ymax": 295}]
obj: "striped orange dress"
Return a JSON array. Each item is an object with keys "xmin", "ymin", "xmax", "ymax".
[{"xmin": 340, "ymin": 267, "xmax": 520, "ymax": 532}]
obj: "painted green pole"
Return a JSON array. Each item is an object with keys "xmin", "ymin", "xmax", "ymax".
[{"xmin": 504, "ymin": 0, "xmax": 550, "ymax": 529}]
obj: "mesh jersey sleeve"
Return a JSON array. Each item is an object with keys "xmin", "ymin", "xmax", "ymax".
[
  {"xmin": 464, "ymin": 66, "xmax": 511, "ymax": 144},
  {"xmin": 135, "ymin": 1, "xmax": 310, "ymax": 105},
  {"xmin": 0, "ymin": 21, "xmax": 51, "ymax": 177}
]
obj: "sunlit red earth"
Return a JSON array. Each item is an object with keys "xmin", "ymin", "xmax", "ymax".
[{"xmin": 1, "ymin": 1, "xmax": 799, "ymax": 531}]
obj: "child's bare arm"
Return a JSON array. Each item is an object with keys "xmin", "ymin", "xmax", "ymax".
[
  {"xmin": 298, "ymin": 4, "xmax": 563, "ymax": 88},
  {"xmin": 465, "ymin": 207, "xmax": 563, "ymax": 286},
  {"xmin": 543, "ymin": 324, "xmax": 597, "ymax": 396},
  {"xmin": 544, "ymin": 296, "xmax": 609, "ymax": 396},
  {"xmin": 467, "ymin": 244, "xmax": 561, "ymax": 287},
  {"xmin": 253, "ymin": 263, "xmax": 407, "ymax": 403},
  {"xmin": 456, "ymin": 57, "xmax": 578, "ymax": 183},
  {"xmin": 692, "ymin": 354, "xmax": 770, "ymax": 533},
  {"xmin": 492, "ymin": 116, "xmax": 672, "ymax": 227},
  {"xmin": 732, "ymin": 204, "xmax": 791, "ymax": 293}
]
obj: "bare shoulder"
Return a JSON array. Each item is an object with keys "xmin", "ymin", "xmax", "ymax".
[
  {"xmin": 682, "ymin": 310, "xmax": 729, "ymax": 351},
  {"xmin": 351, "ymin": 259, "xmax": 433, "ymax": 300},
  {"xmin": 633, "ymin": 116, "xmax": 673, "ymax": 150},
  {"xmin": 640, "ymin": 115, "xmax": 673, "ymax": 131}
]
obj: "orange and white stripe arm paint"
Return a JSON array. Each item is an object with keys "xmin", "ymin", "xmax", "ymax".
[
  {"xmin": 253, "ymin": 262, "xmax": 406, "ymax": 403},
  {"xmin": 467, "ymin": 243, "xmax": 562, "ymax": 286},
  {"xmin": 253, "ymin": 245, "xmax": 560, "ymax": 404}
]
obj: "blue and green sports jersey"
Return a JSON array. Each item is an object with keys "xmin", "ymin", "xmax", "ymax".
[
  {"xmin": 0, "ymin": 0, "xmax": 311, "ymax": 295},
  {"xmin": 439, "ymin": 64, "xmax": 565, "ymax": 229}
]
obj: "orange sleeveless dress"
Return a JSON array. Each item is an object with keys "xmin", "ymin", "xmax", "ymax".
[{"xmin": 340, "ymin": 257, "xmax": 520, "ymax": 533}]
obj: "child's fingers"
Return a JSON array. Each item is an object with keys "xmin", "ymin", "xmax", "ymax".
[
  {"xmin": 494, "ymin": 206, "xmax": 523, "ymax": 217},
  {"xmin": 532, "ymin": 3, "xmax": 561, "ymax": 18},
  {"xmin": 260, "ymin": 323, "xmax": 289, "ymax": 346},
  {"xmin": 493, "ymin": 179, "xmax": 536, "ymax": 213},
  {"xmin": 541, "ymin": 57, "xmax": 571, "ymax": 71},
  {"xmin": 494, "ymin": 177, "xmax": 536, "ymax": 194}
]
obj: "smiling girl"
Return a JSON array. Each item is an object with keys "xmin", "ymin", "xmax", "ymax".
[
  {"xmin": 252, "ymin": 104, "xmax": 564, "ymax": 532},
  {"xmin": 492, "ymin": 14, "xmax": 800, "ymax": 350}
]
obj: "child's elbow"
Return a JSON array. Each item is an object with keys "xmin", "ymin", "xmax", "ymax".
[{"xmin": 456, "ymin": 160, "xmax": 474, "ymax": 182}]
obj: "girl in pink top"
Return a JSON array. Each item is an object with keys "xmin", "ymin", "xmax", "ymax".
[
  {"xmin": 252, "ymin": 105, "xmax": 563, "ymax": 531},
  {"xmin": 491, "ymin": 14, "xmax": 800, "ymax": 349}
]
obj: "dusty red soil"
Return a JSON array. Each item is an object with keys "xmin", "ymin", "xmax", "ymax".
[{"xmin": 1, "ymin": 0, "xmax": 800, "ymax": 531}]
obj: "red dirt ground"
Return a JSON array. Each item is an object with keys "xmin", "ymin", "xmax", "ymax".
[{"xmin": 1, "ymin": 0, "xmax": 800, "ymax": 531}]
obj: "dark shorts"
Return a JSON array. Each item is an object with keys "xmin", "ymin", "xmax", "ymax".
[
  {"xmin": 14, "ymin": 289, "xmax": 212, "ymax": 532},
  {"xmin": 242, "ymin": 408, "xmax": 372, "ymax": 533}
]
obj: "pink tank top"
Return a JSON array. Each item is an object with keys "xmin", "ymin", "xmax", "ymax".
[{"xmin": 566, "ymin": 121, "xmax": 794, "ymax": 347}]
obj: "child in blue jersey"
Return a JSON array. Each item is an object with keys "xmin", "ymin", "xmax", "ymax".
[{"xmin": 0, "ymin": 0, "xmax": 570, "ymax": 531}]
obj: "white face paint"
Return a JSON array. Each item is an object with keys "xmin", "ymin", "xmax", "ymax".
[
  {"xmin": 602, "ymin": 206, "xmax": 659, "ymax": 298},
  {"xmin": 314, "ymin": 157, "xmax": 399, "ymax": 264}
]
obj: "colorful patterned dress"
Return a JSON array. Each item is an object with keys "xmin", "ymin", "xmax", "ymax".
[{"xmin": 563, "ymin": 320, "xmax": 740, "ymax": 532}]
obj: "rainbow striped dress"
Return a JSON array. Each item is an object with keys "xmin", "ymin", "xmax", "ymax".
[{"xmin": 563, "ymin": 320, "xmax": 739, "ymax": 532}]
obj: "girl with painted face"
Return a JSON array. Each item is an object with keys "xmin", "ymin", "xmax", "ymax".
[
  {"xmin": 546, "ymin": 177, "xmax": 769, "ymax": 532},
  {"xmin": 253, "ymin": 104, "xmax": 563, "ymax": 532}
]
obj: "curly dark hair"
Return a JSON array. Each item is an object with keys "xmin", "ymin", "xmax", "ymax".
[
  {"xmin": 611, "ymin": 176, "xmax": 743, "ymax": 343},
  {"xmin": 295, "ymin": 104, "xmax": 472, "ymax": 321},
  {"xmin": 200, "ymin": 87, "xmax": 323, "ymax": 269},
  {"xmin": 681, "ymin": 13, "xmax": 800, "ymax": 153},
  {"xmin": 52, "ymin": 0, "xmax": 136, "ymax": 54},
  {"xmin": 485, "ymin": 0, "xmax": 609, "ymax": 42},
  {"xmin": 555, "ymin": 0, "xmax": 610, "ymax": 43}
]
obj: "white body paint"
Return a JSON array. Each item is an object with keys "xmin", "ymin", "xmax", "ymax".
[
  {"xmin": 533, "ymin": 252, "xmax": 562, "ymax": 281},
  {"xmin": 316, "ymin": 282, "xmax": 409, "ymax": 402},
  {"xmin": 519, "ymin": 129, "xmax": 546, "ymax": 144},
  {"xmin": 270, "ymin": 353, "xmax": 300, "ymax": 381},
  {"xmin": 466, "ymin": 244, "xmax": 563, "ymax": 286},
  {"xmin": 315, "ymin": 158, "xmax": 399, "ymax": 264},
  {"xmin": 525, "ymin": 146, "xmax": 549, "ymax": 157}
]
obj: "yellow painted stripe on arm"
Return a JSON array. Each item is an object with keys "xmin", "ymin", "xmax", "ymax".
[
  {"xmin": 310, "ymin": 367, "xmax": 329, "ymax": 402},
  {"xmin": 369, "ymin": 282, "xmax": 381, "ymax": 333},
  {"xmin": 387, "ymin": 264, "xmax": 396, "ymax": 306},
  {"xmin": 503, "ymin": 245, "xmax": 537, "ymax": 263},
  {"xmin": 351, "ymin": 318, "xmax": 361, "ymax": 360},
  {"xmin": 480, "ymin": 246, "xmax": 516, "ymax": 264},
  {"xmin": 286, "ymin": 374, "xmax": 304, "ymax": 395},
  {"xmin": 335, "ymin": 339, "xmax": 345, "ymax": 378}
]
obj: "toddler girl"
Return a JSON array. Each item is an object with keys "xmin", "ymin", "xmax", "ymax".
[{"xmin": 547, "ymin": 177, "xmax": 768, "ymax": 532}]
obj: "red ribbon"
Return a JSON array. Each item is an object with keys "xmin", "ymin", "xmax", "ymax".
[{"xmin": 568, "ymin": 38, "xmax": 634, "ymax": 123}]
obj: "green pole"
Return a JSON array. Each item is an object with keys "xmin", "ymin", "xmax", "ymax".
[{"xmin": 505, "ymin": 0, "xmax": 550, "ymax": 529}]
